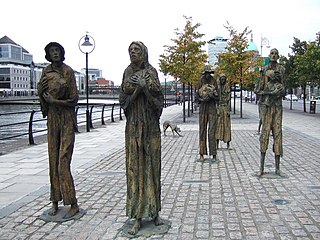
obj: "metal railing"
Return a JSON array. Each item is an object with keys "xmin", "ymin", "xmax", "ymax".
[{"xmin": 0, "ymin": 103, "xmax": 123, "ymax": 145}]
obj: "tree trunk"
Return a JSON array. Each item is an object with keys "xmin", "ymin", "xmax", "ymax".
[
  {"xmin": 303, "ymin": 85, "xmax": 307, "ymax": 113},
  {"xmin": 240, "ymin": 82, "xmax": 243, "ymax": 118},
  {"xmin": 187, "ymin": 84, "xmax": 190, "ymax": 117},
  {"xmin": 183, "ymin": 83, "xmax": 186, "ymax": 122},
  {"xmin": 233, "ymin": 83, "xmax": 236, "ymax": 114},
  {"xmin": 190, "ymin": 85, "xmax": 194, "ymax": 114}
]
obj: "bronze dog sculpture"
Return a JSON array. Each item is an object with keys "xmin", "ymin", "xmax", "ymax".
[{"xmin": 163, "ymin": 120, "xmax": 182, "ymax": 137}]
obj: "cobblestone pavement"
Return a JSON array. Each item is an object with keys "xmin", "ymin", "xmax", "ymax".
[{"xmin": 0, "ymin": 102, "xmax": 320, "ymax": 239}]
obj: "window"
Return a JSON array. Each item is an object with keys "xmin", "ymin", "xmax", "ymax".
[
  {"xmin": 0, "ymin": 68, "xmax": 10, "ymax": 74},
  {"xmin": 23, "ymin": 53, "xmax": 33, "ymax": 63},
  {"xmin": 11, "ymin": 46, "xmax": 22, "ymax": 60},
  {"xmin": 0, "ymin": 82, "xmax": 10, "ymax": 88},
  {"xmin": 0, "ymin": 45, "xmax": 9, "ymax": 58}
]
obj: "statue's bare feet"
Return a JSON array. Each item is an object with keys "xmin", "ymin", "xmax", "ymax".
[
  {"xmin": 63, "ymin": 204, "xmax": 79, "ymax": 219},
  {"xmin": 154, "ymin": 215, "xmax": 164, "ymax": 226},
  {"xmin": 48, "ymin": 202, "xmax": 58, "ymax": 216},
  {"xmin": 128, "ymin": 219, "xmax": 141, "ymax": 235},
  {"xmin": 199, "ymin": 154, "xmax": 204, "ymax": 161}
]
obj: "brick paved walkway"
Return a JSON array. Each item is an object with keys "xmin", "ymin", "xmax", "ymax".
[{"xmin": 0, "ymin": 102, "xmax": 320, "ymax": 239}]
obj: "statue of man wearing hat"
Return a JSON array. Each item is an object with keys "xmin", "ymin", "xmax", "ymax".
[
  {"xmin": 37, "ymin": 42, "xmax": 79, "ymax": 219},
  {"xmin": 195, "ymin": 66, "xmax": 219, "ymax": 161}
]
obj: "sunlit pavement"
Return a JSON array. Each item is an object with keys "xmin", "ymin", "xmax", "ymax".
[{"xmin": 0, "ymin": 101, "xmax": 320, "ymax": 239}]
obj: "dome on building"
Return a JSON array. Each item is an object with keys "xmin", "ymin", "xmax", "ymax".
[
  {"xmin": 246, "ymin": 34, "xmax": 259, "ymax": 53},
  {"xmin": 247, "ymin": 41, "xmax": 258, "ymax": 52}
]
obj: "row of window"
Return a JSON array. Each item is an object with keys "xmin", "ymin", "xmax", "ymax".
[
  {"xmin": 0, "ymin": 76, "xmax": 30, "ymax": 81},
  {"xmin": 0, "ymin": 77, "xmax": 10, "ymax": 81},
  {"xmin": 13, "ymin": 76, "xmax": 30, "ymax": 81},
  {"xmin": 13, "ymin": 83, "xmax": 29, "ymax": 88},
  {"xmin": 0, "ymin": 45, "xmax": 33, "ymax": 63},
  {"xmin": 0, "ymin": 68, "xmax": 30, "ymax": 75},
  {"xmin": 12, "ymin": 69, "xmax": 30, "ymax": 74}
]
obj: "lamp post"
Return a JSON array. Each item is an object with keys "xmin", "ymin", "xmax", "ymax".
[
  {"xmin": 79, "ymin": 33, "xmax": 95, "ymax": 132},
  {"xmin": 260, "ymin": 36, "xmax": 270, "ymax": 57}
]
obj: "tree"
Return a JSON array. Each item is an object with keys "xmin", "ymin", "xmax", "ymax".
[
  {"xmin": 296, "ymin": 41, "xmax": 320, "ymax": 86},
  {"xmin": 159, "ymin": 16, "xmax": 207, "ymax": 122},
  {"xmin": 282, "ymin": 35, "xmax": 320, "ymax": 112},
  {"xmin": 217, "ymin": 22, "xmax": 261, "ymax": 117},
  {"xmin": 286, "ymin": 37, "xmax": 308, "ymax": 112},
  {"xmin": 295, "ymin": 40, "xmax": 320, "ymax": 111},
  {"xmin": 280, "ymin": 55, "xmax": 299, "ymax": 110}
]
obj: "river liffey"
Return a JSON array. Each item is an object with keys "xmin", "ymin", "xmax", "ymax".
[{"xmin": 0, "ymin": 99, "xmax": 119, "ymax": 144}]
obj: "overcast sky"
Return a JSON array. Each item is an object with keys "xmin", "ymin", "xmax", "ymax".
[{"xmin": 2, "ymin": 0, "xmax": 319, "ymax": 85}]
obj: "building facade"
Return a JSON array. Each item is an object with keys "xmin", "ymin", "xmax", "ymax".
[
  {"xmin": 0, "ymin": 36, "xmax": 36, "ymax": 96},
  {"xmin": 0, "ymin": 35, "xmax": 135, "ymax": 97},
  {"xmin": 207, "ymin": 36, "xmax": 228, "ymax": 67},
  {"xmin": 81, "ymin": 68, "xmax": 102, "ymax": 81},
  {"xmin": 0, "ymin": 35, "xmax": 88, "ymax": 97}
]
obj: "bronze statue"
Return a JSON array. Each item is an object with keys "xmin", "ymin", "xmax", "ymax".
[
  {"xmin": 216, "ymin": 74, "xmax": 231, "ymax": 149},
  {"xmin": 37, "ymin": 42, "xmax": 79, "ymax": 219},
  {"xmin": 195, "ymin": 66, "xmax": 219, "ymax": 161},
  {"xmin": 256, "ymin": 48, "xmax": 285, "ymax": 175},
  {"xmin": 119, "ymin": 41, "xmax": 164, "ymax": 235}
]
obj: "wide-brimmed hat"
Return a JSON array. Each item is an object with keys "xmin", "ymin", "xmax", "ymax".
[
  {"xmin": 44, "ymin": 42, "xmax": 65, "ymax": 62},
  {"xmin": 202, "ymin": 65, "xmax": 214, "ymax": 74}
]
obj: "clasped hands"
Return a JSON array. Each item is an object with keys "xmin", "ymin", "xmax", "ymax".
[{"xmin": 130, "ymin": 73, "xmax": 151, "ymax": 89}]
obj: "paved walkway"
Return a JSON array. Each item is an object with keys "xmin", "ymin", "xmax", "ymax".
[{"xmin": 0, "ymin": 101, "xmax": 320, "ymax": 239}]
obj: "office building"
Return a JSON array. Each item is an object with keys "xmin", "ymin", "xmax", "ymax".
[
  {"xmin": 0, "ymin": 35, "xmax": 37, "ymax": 96},
  {"xmin": 207, "ymin": 36, "xmax": 228, "ymax": 67}
]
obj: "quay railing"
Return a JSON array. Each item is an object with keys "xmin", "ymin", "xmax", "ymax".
[{"xmin": 0, "ymin": 103, "xmax": 123, "ymax": 145}]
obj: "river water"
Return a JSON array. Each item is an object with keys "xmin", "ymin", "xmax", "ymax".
[{"xmin": 0, "ymin": 99, "xmax": 118, "ymax": 143}]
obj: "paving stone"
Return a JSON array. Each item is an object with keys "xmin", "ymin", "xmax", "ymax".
[{"xmin": 0, "ymin": 104, "xmax": 319, "ymax": 239}]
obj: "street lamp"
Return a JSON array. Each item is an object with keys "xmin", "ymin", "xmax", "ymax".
[
  {"xmin": 79, "ymin": 33, "xmax": 95, "ymax": 132},
  {"xmin": 260, "ymin": 36, "xmax": 270, "ymax": 57}
]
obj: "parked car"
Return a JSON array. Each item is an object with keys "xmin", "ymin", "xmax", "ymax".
[{"xmin": 285, "ymin": 94, "xmax": 298, "ymax": 101}]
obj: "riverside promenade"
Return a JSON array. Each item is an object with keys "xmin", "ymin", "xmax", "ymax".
[{"xmin": 0, "ymin": 101, "xmax": 320, "ymax": 239}]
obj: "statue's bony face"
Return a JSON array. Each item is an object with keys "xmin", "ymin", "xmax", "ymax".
[
  {"xmin": 204, "ymin": 72, "xmax": 212, "ymax": 79},
  {"xmin": 220, "ymin": 77, "xmax": 226, "ymax": 85},
  {"xmin": 129, "ymin": 43, "xmax": 142, "ymax": 64},
  {"xmin": 269, "ymin": 49, "xmax": 279, "ymax": 62},
  {"xmin": 49, "ymin": 46, "xmax": 61, "ymax": 62}
]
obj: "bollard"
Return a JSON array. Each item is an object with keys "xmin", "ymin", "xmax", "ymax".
[
  {"xmin": 310, "ymin": 101, "xmax": 316, "ymax": 114},
  {"xmin": 28, "ymin": 110, "xmax": 35, "ymax": 145}
]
